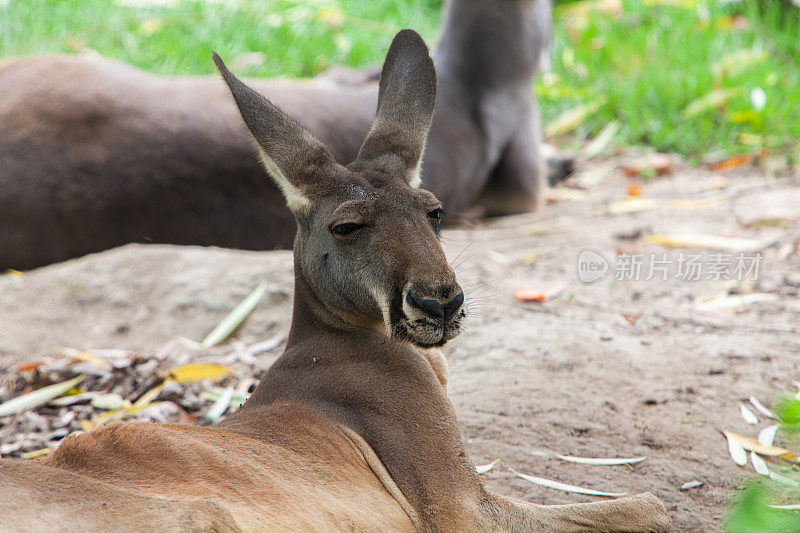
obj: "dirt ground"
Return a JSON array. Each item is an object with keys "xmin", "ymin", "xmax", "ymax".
[{"xmin": 2, "ymin": 159, "xmax": 799, "ymax": 531}]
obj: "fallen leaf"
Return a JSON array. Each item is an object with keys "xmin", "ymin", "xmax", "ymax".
[
  {"xmin": 724, "ymin": 430, "xmax": 748, "ymax": 466},
  {"xmin": 758, "ymin": 424, "xmax": 779, "ymax": 447},
  {"xmin": 91, "ymin": 393, "xmax": 127, "ymax": 411},
  {"xmin": 597, "ymin": 198, "xmax": 658, "ymax": 214},
  {"xmin": 750, "ymin": 451, "xmax": 770, "ymax": 476},
  {"xmin": 712, "ymin": 49, "xmax": 767, "ymax": 80},
  {"xmin": 555, "ymin": 454, "xmax": 646, "ymax": 466},
  {"xmin": 62, "ymin": 348, "xmax": 111, "ymax": 370},
  {"xmin": 476, "ymin": 459, "xmax": 500, "ymax": 474},
  {"xmin": 645, "ymin": 234, "xmax": 770, "ymax": 252},
  {"xmin": 740, "ymin": 403, "xmax": 759, "ymax": 425},
  {"xmin": 167, "ymin": 363, "xmax": 231, "ymax": 385},
  {"xmin": 514, "ymin": 287, "xmax": 547, "ymax": 302},
  {"xmin": 201, "ymin": 281, "xmax": 269, "ymax": 349},
  {"xmin": 231, "ymin": 51, "xmax": 267, "ymax": 71},
  {"xmin": 19, "ymin": 448, "xmax": 51, "ymax": 460},
  {"xmin": 138, "ymin": 18, "xmax": 163, "ymax": 36},
  {"xmin": 723, "ymin": 430, "xmax": 796, "ymax": 461},
  {"xmin": 627, "ymin": 183, "xmax": 643, "ymax": 197},
  {"xmin": 509, "ymin": 468, "xmax": 627, "ymax": 497},
  {"xmin": 0, "ymin": 376, "xmax": 85, "ymax": 417},
  {"xmin": 618, "ymin": 313, "xmax": 642, "ymax": 327},
  {"xmin": 768, "ymin": 504, "xmax": 800, "ymax": 510},
  {"xmin": 619, "ymin": 154, "xmax": 673, "ymax": 177},
  {"xmin": 15, "ymin": 362, "xmax": 44, "ymax": 373},
  {"xmin": 694, "ymin": 293, "xmax": 778, "ymax": 312},
  {"xmin": 544, "ymin": 98, "xmax": 606, "ymax": 137},
  {"xmin": 682, "ymin": 88, "xmax": 740, "ymax": 118},
  {"xmin": 202, "ymin": 386, "xmax": 250, "ymax": 407},
  {"xmin": 582, "ymin": 119, "xmax": 619, "ymax": 159},
  {"xmin": 769, "ymin": 472, "xmax": 800, "ymax": 486},
  {"xmin": 49, "ymin": 391, "xmax": 102, "ymax": 407},
  {"xmin": 679, "ymin": 480, "xmax": 704, "ymax": 491},
  {"xmin": 132, "ymin": 382, "xmax": 166, "ymax": 410},
  {"xmin": 709, "ymin": 154, "xmax": 752, "ymax": 172},
  {"xmin": 750, "ymin": 397, "xmax": 777, "ymax": 420},
  {"xmin": 205, "ymin": 386, "xmax": 234, "ymax": 423}
]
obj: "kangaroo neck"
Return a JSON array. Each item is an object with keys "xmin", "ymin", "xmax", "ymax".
[{"xmin": 238, "ymin": 256, "xmax": 485, "ymax": 528}]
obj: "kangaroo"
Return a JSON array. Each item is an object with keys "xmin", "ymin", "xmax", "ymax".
[
  {"xmin": 0, "ymin": 0, "xmax": 561, "ymax": 270},
  {"xmin": 0, "ymin": 31, "xmax": 668, "ymax": 532}
]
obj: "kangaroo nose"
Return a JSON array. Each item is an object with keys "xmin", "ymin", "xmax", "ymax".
[{"xmin": 406, "ymin": 291, "xmax": 464, "ymax": 321}]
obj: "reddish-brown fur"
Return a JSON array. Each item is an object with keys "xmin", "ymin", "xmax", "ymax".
[{"xmin": 0, "ymin": 30, "xmax": 669, "ymax": 532}]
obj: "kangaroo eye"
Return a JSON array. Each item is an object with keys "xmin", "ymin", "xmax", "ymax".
[
  {"xmin": 331, "ymin": 222, "xmax": 363, "ymax": 237},
  {"xmin": 428, "ymin": 208, "xmax": 446, "ymax": 221}
]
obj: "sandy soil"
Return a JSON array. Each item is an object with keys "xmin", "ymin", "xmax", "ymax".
[{"xmin": 2, "ymin": 159, "xmax": 799, "ymax": 531}]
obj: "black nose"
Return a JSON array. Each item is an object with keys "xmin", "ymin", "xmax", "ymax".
[{"xmin": 406, "ymin": 291, "xmax": 464, "ymax": 321}]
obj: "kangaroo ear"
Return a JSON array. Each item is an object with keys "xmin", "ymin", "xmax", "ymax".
[
  {"xmin": 354, "ymin": 30, "xmax": 437, "ymax": 187},
  {"xmin": 213, "ymin": 52, "xmax": 335, "ymax": 212}
]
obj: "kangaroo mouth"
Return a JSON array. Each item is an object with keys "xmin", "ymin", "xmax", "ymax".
[{"xmin": 389, "ymin": 296, "xmax": 465, "ymax": 348}]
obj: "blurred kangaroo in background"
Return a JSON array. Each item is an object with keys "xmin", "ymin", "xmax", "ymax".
[{"xmin": 0, "ymin": 0, "xmax": 562, "ymax": 270}]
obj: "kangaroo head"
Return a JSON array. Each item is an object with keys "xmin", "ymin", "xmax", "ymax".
[{"xmin": 214, "ymin": 30, "xmax": 464, "ymax": 348}]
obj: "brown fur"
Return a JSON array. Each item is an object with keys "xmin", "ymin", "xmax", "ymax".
[
  {"xmin": 0, "ymin": 30, "xmax": 669, "ymax": 532},
  {"xmin": 0, "ymin": 0, "xmax": 554, "ymax": 270}
]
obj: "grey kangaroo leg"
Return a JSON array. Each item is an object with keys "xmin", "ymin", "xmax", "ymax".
[
  {"xmin": 478, "ymin": 102, "xmax": 547, "ymax": 217},
  {"xmin": 485, "ymin": 492, "xmax": 672, "ymax": 532}
]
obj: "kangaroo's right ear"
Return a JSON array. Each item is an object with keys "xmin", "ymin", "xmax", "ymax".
[
  {"xmin": 354, "ymin": 30, "xmax": 437, "ymax": 187},
  {"xmin": 213, "ymin": 52, "xmax": 336, "ymax": 212}
]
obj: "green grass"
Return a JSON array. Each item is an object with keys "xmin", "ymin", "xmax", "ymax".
[
  {"xmin": 0, "ymin": 0, "xmax": 798, "ymax": 158},
  {"xmin": 543, "ymin": 0, "xmax": 800, "ymax": 158},
  {"xmin": 0, "ymin": 0, "xmax": 443, "ymax": 77}
]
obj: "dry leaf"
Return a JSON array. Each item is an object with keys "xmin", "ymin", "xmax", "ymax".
[
  {"xmin": 619, "ymin": 154, "xmax": 673, "ymax": 177},
  {"xmin": 201, "ymin": 281, "xmax": 269, "ymax": 349},
  {"xmin": 627, "ymin": 183, "xmax": 643, "ymax": 197},
  {"xmin": 750, "ymin": 397, "xmax": 777, "ymax": 420},
  {"xmin": 133, "ymin": 382, "xmax": 166, "ymax": 410},
  {"xmin": 476, "ymin": 459, "xmax": 500, "ymax": 474},
  {"xmin": 679, "ymin": 480, "xmax": 704, "ymax": 491},
  {"xmin": 768, "ymin": 504, "xmax": 800, "ymax": 510},
  {"xmin": 740, "ymin": 403, "xmax": 759, "ymax": 425},
  {"xmin": 544, "ymin": 98, "xmax": 606, "ymax": 137},
  {"xmin": 205, "ymin": 386, "xmax": 234, "ymax": 423},
  {"xmin": 769, "ymin": 472, "xmax": 800, "ymax": 486},
  {"xmin": 0, "ymin": 375, "xmax": 85, "ymax": 417},
  {"xmin": 709, "ymin": 154, "xmax": 752, "ymax": 172},
  {"xmin": 19, "ymin": 448, "xmax": 51, "ymax": 460},
  {"xmin": 509, "ymin": 468, "xmax": 626, "ymax": 497},
  {"xmin": 724, "ymin": 430, "xmax": 748, "ymax": 466},
  {"xmin": 682, "ymin": 88, "xmax": 740, "ymax": 118},
  {"xmin": 555, "ymin": 454, "xmax": 646, "ymax": 466},
  {"xmin": 694, "ymin": 293, "xmax": 778, "ymax": 312},
  {"xmin": 90, "ymin": 393, "xmax": 126, "ymax": 411},
  {"xmin": 514, "ymin": 287, "xmax": 547, "ymax": 302},
  {"xmin": 750, "ymin": 451, "xmax": 770, "ymax": 476},
  {"xmin": 167, "ymin": 363, "xmax": 231, "ymax": 385},
  {"xmin": 645, "ymin": 234, "xmax": 769, "ymax": 253},
  {"xmin": 758, "ymin": 425, "xmax": 779, "ymax": 447},
  {"xmin": 15, "ymin": 362, "xmax": 44, "ymax": 373},
  {"xmin": 582, "ymin": 120, "xmax": 619, "ymax": 159},
  {"xmin": 723, "ymin": 430, "xmax": 796, "ymax": 461}
]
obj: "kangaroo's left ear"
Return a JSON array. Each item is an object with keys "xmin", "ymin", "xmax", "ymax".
[
  {"xmin": 353, "ymin": 29, "xmax": 438, "ymax": 187},
  {"xmin": 213, "ymin": 52, "xmax": 337, "ymax": 212}
]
